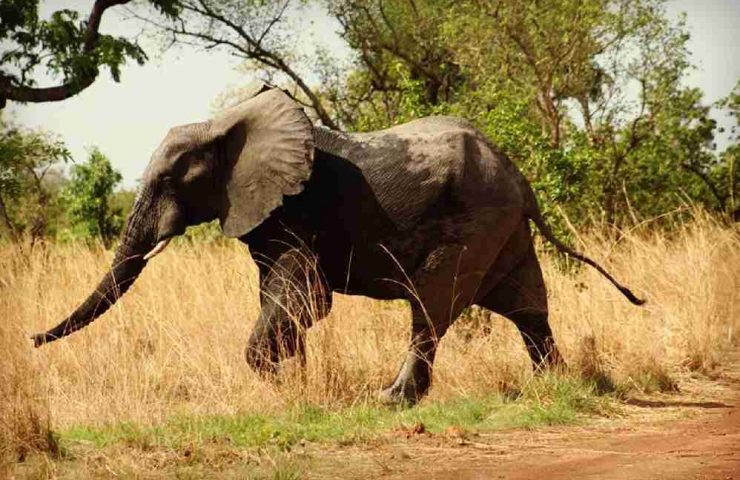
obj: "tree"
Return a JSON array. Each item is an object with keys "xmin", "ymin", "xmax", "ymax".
[
  {"xmin": 322, "ymin": 0, "xmax": 462, "ymax": 130},
  {"xmin": 316, "ymin": 0, "xmax": 731, "ymax": 227},
  {"xmin": 0, "ymin": 0, "xmax": 180, "ymax": 108},
  {"xmin": 63, "ymin": 147, "xmax": 123, "ymax": 246},
  {"xmin": 0, "ymin": 116, "xmax": 70, "ymax": 244},
  {"xmin": 702, "ymin": 81, "xmax": 740, "ymax": 220},
  {"xmin": 135, "ymin": 0, "xmax": 340, "ymax": 129}
]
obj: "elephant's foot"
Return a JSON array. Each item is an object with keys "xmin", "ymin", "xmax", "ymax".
[
  {"xmin": 529, "ymin": 338, "xmax": 567, "ymax": 373},
  {"xmin": 541, "ymin": 345, "xmax": 567, "ymax": 371},
  {"xmin": 378, "ymin": 382, "xmax": 423, "ymax": 406},
  {"xmin": 245, "ymin": 345, "xmax": 280, "ymax": 378},
  {"xmin": 378, "ymin": 355, "xmax": 432, "ymax": 406}
]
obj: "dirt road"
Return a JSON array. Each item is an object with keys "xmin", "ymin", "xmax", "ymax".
[
  {"xmin": 314, "ymin": 357, "xmax": 740, "ymax": 479},
  {"xmin": 398, "ymin": 397, "xmax": 740, "ymax": 480}
]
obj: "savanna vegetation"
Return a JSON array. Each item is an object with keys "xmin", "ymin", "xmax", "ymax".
[
  {"xmin": 2, "ymin": 213, "xmax": 738, "ymax": 477},
  {"xmin": 1, "ymin": 0, "xmax": 738, "ymax": 478}
]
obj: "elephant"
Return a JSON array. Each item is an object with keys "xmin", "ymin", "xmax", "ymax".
[{"xmin": 32, "ymin": 83, "xmax": 644, "ymax": 404}]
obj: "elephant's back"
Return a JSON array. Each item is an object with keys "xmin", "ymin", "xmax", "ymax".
[
  {"xmin": 313, "ymin": 116, "xmax": 478, "ymax": 161},
  {"xmin": 314, "ymin": 119, "xmax": 465, "ymax": 227},
  {"xmin": 313, "ymin": 118, "xmax": 522, "ymax": 229}
]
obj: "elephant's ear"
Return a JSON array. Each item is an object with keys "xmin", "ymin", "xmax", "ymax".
[{"xmin": 209, "ymin": 84, "xmax": 314, "ymax": 238}]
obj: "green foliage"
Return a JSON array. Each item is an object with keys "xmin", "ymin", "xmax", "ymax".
[
  {"xmin": 711, "ymin": 81, "xmax": 740, "ymax": 219},
  {"xmin": 109, "ymin": 188, "xmax": 136, "ymax": 226},
  {"xmin": 323, "ymin": 0, "xmax": 461, "ymax": 129},
  {"xmin": 0, "ymin": 116, "xmax": 70, "ymax": 242},
  {"xmin": 319, "ymin": 0, "xmax": 738, "ymax": 227},
  {"xmin": 0, "ymin": 115, "xmax": 138, "ymax": 246},
  {"xmin": 62, "ymin": 147, "xmax": 123, "ymax": 246},
  {"xmin": 180, "ymin": 220, "xmax": 226, "ymax": 244}
]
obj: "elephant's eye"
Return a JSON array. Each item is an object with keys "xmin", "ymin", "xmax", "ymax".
[
  {"xmin": 157, "ymin": 174, "xmax": 176, "ymax": 193},
  {"xmin": 182, "ymin": 161, "xmax": 210, "ymax": 187}
]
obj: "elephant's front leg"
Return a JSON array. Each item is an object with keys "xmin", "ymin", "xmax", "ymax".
[{"xmin": 245, "ymin": 249, "xmax": 332, "ymax": 375}]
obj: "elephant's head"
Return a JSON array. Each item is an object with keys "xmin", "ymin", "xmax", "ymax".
[{"xmin": 32, "ymin": 83, "xmax": 314, "ymax": 347}]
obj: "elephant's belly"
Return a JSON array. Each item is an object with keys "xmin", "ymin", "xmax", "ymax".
[
  {"xmin": 317, "ymin": 219, "xmax": 455, "ymax": 301},
  {"xmin": 318, "ymin": 242, "xmax": 413, "ymax": 300}
]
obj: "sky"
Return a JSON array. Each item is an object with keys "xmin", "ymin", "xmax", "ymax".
[{"xmin": 8, "ymin": 0, "xmax": 740, "ymax": 188}]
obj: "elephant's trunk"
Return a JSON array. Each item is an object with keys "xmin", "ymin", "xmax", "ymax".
[
  {"xmin": 32, "ymin": 243, "xmax": 147, "ymax": 347},
  {"xmin": 32, "ymin": 194, "xmax": 157, "ymax": 347}
]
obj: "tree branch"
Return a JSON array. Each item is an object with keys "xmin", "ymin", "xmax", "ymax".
[
  {"xmin": 157, "ymin": 0, "xmax": 340, "ymax": 129},
  {"xmin": 0, "ymin": 193, "xmax": 21, "ymax": 244},
  {"xmin": 681, "ymin": 162, "xmax": 727, "ymax": 211},
  {"xmin": 256, "ymin": 0, "xmax": 291, "ymax": 48},
  {"xmin": 0, "ymin": 0, "xmax": 131, "ymax": 108}
]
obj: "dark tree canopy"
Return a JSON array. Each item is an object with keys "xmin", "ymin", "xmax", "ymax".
[
  {"xmin": 313, "ymin": 0, "xmax": 738, "ymax": 227},
  {"xmin": 63, "ymin": 147, "xmax": 124, "ymax": 246},
  {"xmin": 0, "ymin": 116, "xmax": 70, "ymax": 244}
]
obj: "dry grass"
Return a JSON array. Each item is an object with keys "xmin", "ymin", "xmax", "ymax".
[
  {"xmin": 0, "ymin": 279, "xmax": 57, "ymax": 471},
  {"xmin": 1, "ymin": 213, "xmax": 738, "ymax": 465}
]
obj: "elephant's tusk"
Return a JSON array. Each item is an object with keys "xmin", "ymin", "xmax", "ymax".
[{"xmin": 143, "ymin": 238, "xmax": 171, "ymax": 261}]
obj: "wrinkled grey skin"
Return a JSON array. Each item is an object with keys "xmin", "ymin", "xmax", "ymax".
[{"xmin": 32, "ymin": 85, "xmax": 643, "ymax": 405}]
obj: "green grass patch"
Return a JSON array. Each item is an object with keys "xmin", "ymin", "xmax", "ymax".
[{"xmin": 60, "ymin": 374, "xmax": 613, "ymax": 454}]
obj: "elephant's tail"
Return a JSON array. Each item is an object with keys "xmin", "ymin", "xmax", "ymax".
[{"xmin": 522, "ymin": 182, "xmax": 646, "ymax": 306}]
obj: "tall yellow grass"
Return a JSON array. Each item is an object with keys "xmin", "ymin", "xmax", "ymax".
[{"xmin": 1, "ymin": 213, "xmax": 738, "ymax": 457}]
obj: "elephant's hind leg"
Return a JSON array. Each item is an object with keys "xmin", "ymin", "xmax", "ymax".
[
  {"xmin": 378, "ymin": 304, "xmax": 447, "ymax": 405},
  {"xmin": 245, "ymin": 249, "xmax": 332, "ymax": 375},
  {"xmin": 380, "ymin": 207, "xmax": 522, "ymax": 404},
  {"xmin": 477, "ymin": 244, "xmax": 563, "ymax": 368}
]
